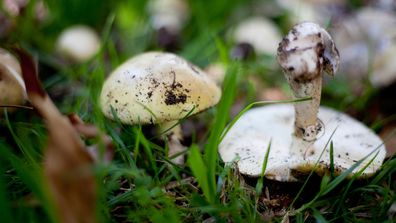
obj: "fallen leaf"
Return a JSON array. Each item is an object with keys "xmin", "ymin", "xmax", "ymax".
[{"xmin": 68, "ymin": 114, "xmax": 114, "ymax": 164}]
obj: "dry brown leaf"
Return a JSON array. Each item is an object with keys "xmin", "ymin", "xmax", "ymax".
[
  {"xmin": 68, "ymin": 114, "xmax": 114, "ymax": 164},
  {"xmin": 14, "ymin": 47, "xmax": 98, "ymax": 223}
]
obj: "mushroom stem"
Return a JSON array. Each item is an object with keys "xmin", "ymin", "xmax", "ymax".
[
  {"xmin": 288, "ymin": 75, "xmax": 322, "ymax": 141},
  {"xmin": 159, "ymin": 120, "xmax": 186, "ymax": 165},
  {"xmin": 277, "ymin": 22, "xmax": 339, "ymax": 142}
]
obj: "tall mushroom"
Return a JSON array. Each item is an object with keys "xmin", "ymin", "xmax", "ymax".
[
  {"xmin": 0, "ymin": 47, "xmax": 26, "ymax": 113},
  {"xmin": 100, "ymin": 52, "xmax": 221, "ymax": 164},
  {"xmin": 219, "ymin": 22, "xmax": 386, "ymax": 181}
]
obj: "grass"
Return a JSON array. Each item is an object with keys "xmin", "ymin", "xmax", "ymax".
[{"xmin": 1, "ymin": 0, "xmax": 395, "ymax": 222}]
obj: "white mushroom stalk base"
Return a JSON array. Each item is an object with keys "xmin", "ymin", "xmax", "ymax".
[
  {"xmin": 218, "ymin": 104, "xmax": 386, "ymax": 181},
  {"xmin": 159, "ymin": 120, "xmax": 186, "ymax": 165}
]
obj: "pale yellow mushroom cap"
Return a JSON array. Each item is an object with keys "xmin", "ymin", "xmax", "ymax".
[
  {"xmin": 0, "ymin": 48, "xmax": 26, "ymax": 112},
  {"xmin": 100, "ymin": 52, "xmax": 221, "ymax": 124}
]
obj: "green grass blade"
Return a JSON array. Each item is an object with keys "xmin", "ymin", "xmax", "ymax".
[
  {"xmin": 203, "ymin": 63, "xmax": 240, "ymax": 204},
  {"xmin": 188, "ymin": 144, "xmax": 213, "ymax": 203},
  {"xmin": 329, "ymin": 141, "xmax": 335, "ymax": 178},
  {"xmin": 0, "ymin": 159, "xmax": 13, "ymax": 223},
  {"xmin": 255, "ymin": 140, "xmax": 272, "ymax": 195},
  {"xmin": 254, "ymin": 140, "xmax": 272, "ymax": 221},
  {"xmin": 312, "ymin": 208, "xmax": 327, "ymax": 223}
]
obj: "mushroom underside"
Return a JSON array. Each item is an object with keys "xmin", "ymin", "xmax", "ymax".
[{"xmin": 219, "ymin": 104, "xmax": 386, "ymax": 181}]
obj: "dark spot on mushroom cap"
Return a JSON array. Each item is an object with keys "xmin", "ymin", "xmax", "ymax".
[
  {"xmin": 291, "ymin": 28, "xmax": 299, "ymax": 36},
  {"xmin": 164, "ymin": 90, "xmax": 187, "ymax": 105},
  {"xmin": 188, "ymin": 62, "xmax": 200, "ymax": 75}
]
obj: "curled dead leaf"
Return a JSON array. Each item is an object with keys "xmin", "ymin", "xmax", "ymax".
[{"xmin": 13, "ymin": 47, "xmax": 112, "ymax": 223}]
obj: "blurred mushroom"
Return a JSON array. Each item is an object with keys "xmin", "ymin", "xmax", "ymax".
[
  {"xmin": 276, "ymin": 0, "xmax": 346, "ymax": 26},
  {"xmin": 147, "ymin": 0, "xmax": 189, "ymax": 50},
  {"xmin": 56, "ymin": 25, "xmax": 101, "ymax": 63},
  {"xmin": 100, "ymin": 52, "xmax": 221, "ymax": 164},
  {"xmin": 331, "ymin": 7, "xmax": 396, "ymax": 90},
  {"xmin": 231, "ymin": 17, "xmax": 282, "ymax": 59},
  {"xmin": 204, "ymin": 62, "xmax": 226, "ymax": 85},
  {"xmin": 0, "ymin": 47, "xmax": 26, "ymax": 113},
  {"xmin": 219, "ymin": 22, "xmax": 386, "ymax": 181}
]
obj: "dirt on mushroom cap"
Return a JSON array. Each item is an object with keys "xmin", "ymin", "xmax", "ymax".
[{"xmin": 100, "ymin": 52, "xmax": 221, "ymax": 124}]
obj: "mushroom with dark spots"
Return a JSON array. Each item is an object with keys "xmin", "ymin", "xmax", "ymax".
[{"xmin": 100, "ymin": 52, "xmax": 221, "ymax": 164}]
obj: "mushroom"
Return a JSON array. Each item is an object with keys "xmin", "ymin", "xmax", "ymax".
[
  {"xmin": 204, "ymin": 62, "xmax": 226, "ymax": 85},
  {"xmin": 100, "ymin": 52, "xmax": 221, "ymax": 164},
  {"xmin": 231, "ymin": 17, "xmax": 282, "ymax": 59},
  {"xmin": 56, "ymin": 25, "xmax": 101, "ymax": 63},
  {"xmin": 147, "ymin": 0, "xmax": 189, "ymax": 50},
  {"xmin": 276, "ymin": 0, "xmax": 346, "ymax": 26},
  {"xmin": 0, "ymin": 47, "xmax": 26, "ymax": 113},
  {"xmin": 219, "ymin": 22, "xmax": 386, "ymax": 181},
  {"xmin": 331, "ymin": 7, "xmax": 396, "ymax": 90}
]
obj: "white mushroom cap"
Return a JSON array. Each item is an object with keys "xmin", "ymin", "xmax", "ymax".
[
  {"xmin": 233, "ymin": 17, "xmax": 282, "ymax": 55},
  {"xmin": 278, "ymin": 22, "xmax": 340, "ymax": 79},
  {"xmin": 56, "ymin": 25, "xmax": 101, "ymax": 63},
  {"xmin": 100, "ymin": 52, "xmax": 221, "ymax": 124},
  {"xmin": 219, "ymin": 104, "xmax": 386, "ymax": 181},
  {"xmin": 0, "ymin": 48, "xmax": 26, "ymax": 110},
  {"xmin": 147, "ymin": 0, "xmax": 189, "ymax": 33}
]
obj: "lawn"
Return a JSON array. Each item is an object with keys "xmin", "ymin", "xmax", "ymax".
[{"xmin": 0, "ymin": 0, "xmax": 395, "ymax": 222}]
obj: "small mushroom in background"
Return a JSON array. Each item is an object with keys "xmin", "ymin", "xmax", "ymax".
[
  {"xmin": 219, "ymin": 22, "xmax": 386, "ymax": 181},
  {"xmin": 56, "ymin": 25, "xmax": 101, "ymax": 63},
  {"xmin": 0, "ymin": 47, "xmax": 27, "ymax": 113},
  {"xmin": 331, "ymin": 7, "xmax": 396, "ymax": 91},
  {"xmin": 231, "ymin": 17, "xmax": 282, "ymax": 60},
  {"xmin": 330, "ymin": 8, "xmax": 396, "ymax": 152},
  {"xmin": 100, "ymin": 52, "xmax": 221, "ymax": 165},
  {"xmin": 276, "ymin": 0, "xmax": 346, "ymax": 26},
  {"xmin": 147, "ymin": 0, "xmax": 189, "ymax": 51},
  {"xmin": 204, "ymin": 62, "xmax": 226, "ymax": 85}
]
